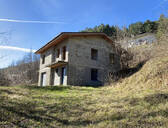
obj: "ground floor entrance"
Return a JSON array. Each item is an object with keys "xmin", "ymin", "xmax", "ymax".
[
  {"xmin": 53, "ymin": 66, "xmax": 67, "ymax": 85},
  {"xmin": 41, "ymin": 72, "xmax": 46, "ymax": 86}
]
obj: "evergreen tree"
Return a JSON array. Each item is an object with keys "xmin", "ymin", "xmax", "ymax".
[
  {"xmin": 128, "ymin": 22, "xmax": 144, "ymax": 36},
  {"xmin": 143, "ymin": 20, "xmax": 158, "ymax": 33}
]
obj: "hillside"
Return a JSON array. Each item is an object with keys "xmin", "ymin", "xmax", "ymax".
[
  {"xmin": 0, "ymin": 54, "xmax": 39, "ymax": 86},
  {"xmin": 0, "ymin": 41, "xmax": 168, "ymax": 127},
  {"xmin": 119, "ymin": 33, "xmax": 157, "ymax": 48}
]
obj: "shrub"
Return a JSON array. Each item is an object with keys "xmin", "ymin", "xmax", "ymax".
[
  {"xmin": 0, "ymin": 71, "xmax": 11, "ymax": 86},
  {"xmin": 115, "ymin": 43, "xmax": 134, "ymax": 70},
  {"xmin": 157, "ymin": 14, "xmax": 168, "ymax": 40}
]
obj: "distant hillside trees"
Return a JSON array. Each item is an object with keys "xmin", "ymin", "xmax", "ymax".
[
  {"xmin": 143, "ymin": 20, "xmax": 158, "ymax": 33},
  {"xmin": 3, "ymin": 52, "xmax": 40, "ymax": 85},
  {"xmin": 81, "ymin": 24, "xmax": 117, "ymax": 38},
  {"xmin": 0, "ymin": 70, "xmax": 10, "ymax": 86},
  {"xmin": 81, "ymin": 14, "xmax": 168, "ymax": 42},
  {"xmin": 81, "ymin": 20, "xmax": 158, "ymax": 40},
  {"xmin": 129, "ymin": 20, "xmax": 158, "ymax": 35},
  {"xmin": 128, "ymin": 22, "xmax": 144, "ymax": 35}
]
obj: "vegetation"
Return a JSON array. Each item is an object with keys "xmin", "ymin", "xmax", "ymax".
[
  {"xmin": 157, "ymin": 14, "xmax": 168, "ymax": 40},
  {"xmin": 81, "ymin": 19, "xmax": 158, "ymax": 40},
  {"xmin": 0, "ymin": 52, "xmax": 39, "ymax": 86},
  {"xmin": 81, "ymin": 14, "xmax": 168, "ymax": 42},
  {"xmin": 1, "ymin": 14, "xmax": 167, "ymax": 86},
  {"xmin": 0, "ymin": 70, "xmax": 10, "ymax": 86},
  {"xmin": 0, "ymin": 40, "xmax": 168, "ymax": 127},
  {"xmin": 0, "ymin": 13, "xmax": 168, "ymax": 128}
]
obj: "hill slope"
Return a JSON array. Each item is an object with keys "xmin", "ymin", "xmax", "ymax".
[{"xmin": 0, "ymin": 41, "xmax": 168, "ymax": 128}]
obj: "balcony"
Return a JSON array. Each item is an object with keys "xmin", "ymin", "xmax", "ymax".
[{"xmin": 46, "ymin": 61, "xmax": 68, "ymax": 68}]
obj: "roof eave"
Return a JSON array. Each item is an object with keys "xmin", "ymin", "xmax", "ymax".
[{"xmin": 35, "ymin": 33, "xmax": 114, "ymax": 54}]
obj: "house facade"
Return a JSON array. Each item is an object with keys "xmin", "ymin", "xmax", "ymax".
[{"xmin": 35, "ymin": 32, "xmax": 120, "ymax": 86}]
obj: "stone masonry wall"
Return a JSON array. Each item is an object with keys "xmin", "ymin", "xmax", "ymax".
[
  {"xmin": 67, "ymin": 36, "xmax": 120, "ymax": 86},
  {"xmin": 38, "ymin": 39, "xmax": 69, "ymax": 86}
]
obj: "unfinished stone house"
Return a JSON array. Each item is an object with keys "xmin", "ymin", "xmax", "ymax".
[{"xmin": 35, "ymin": 32, "xmax": 120, "ymax": 86}]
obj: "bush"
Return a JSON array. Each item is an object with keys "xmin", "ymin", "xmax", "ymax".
[
  {"xmin": 115, "ymin": 43, "xmax": 134, "ymax": 70},
  {"xmin": 0, "ymin": 71, "xmax": 11, "ymax": 86},
  {"xmin": 157, "ymin": 14, "xmax": 168, "ymax": 40}
]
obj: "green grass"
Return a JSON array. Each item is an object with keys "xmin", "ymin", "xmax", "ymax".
[{"xmin": 1, "ymin": 83, "xmax": 168, "ymax": 128}]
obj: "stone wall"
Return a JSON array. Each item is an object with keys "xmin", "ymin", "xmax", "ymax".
[
  {"xmin": 67, "ymin": 36, "xmax": 120, "ymax": 86},
  {"xmin": 38, "ymin": 39, "xmax": 69, "ymax": 86},
  {"xmin": 38, "ymin": 48, "xmax": 53, "ymax": 86}
]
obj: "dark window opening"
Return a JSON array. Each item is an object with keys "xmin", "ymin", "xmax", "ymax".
[
  {"xmin": 57, "ymin": 49, "xmax": 60, "ymax": 58},
  {"xmin": 56, "ymin": 68, "xmax": 58, "ymax": 73},
  {"xmin": 109, "ymin": 53, "xmax": 115, "ymax": 64},
  {"xmin": 91, "ymin": 48, "xmax": 98, "ymax": 60},
  {"xmin": 63, "ymin": 46, "xmax": 66, "ymax": 60},
  {"xmin": 42, "ymin": 55, "xmax": 45, "ymax": 64},
  {"xmin": 91, "ymin": 69, "xmax": 98, "ymax": 81}
]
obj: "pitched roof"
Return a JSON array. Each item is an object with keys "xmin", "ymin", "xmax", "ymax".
[{"xmin": 35, "ymin": 32, "xmax": 114, "ymax": 54}]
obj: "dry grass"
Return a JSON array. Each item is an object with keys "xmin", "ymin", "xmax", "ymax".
[{"xmin": 0, "ymin": 41, "xmax": 168, "ymax": 128}]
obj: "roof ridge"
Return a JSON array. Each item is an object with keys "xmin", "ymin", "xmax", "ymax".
[{"xmin": 35, "ymin": 32, "xmax": 113, "ymax": 54}]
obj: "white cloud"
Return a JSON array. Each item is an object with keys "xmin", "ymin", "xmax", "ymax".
[
  {"xmin": 0, "ymin": 18, "xmax": 66, "ymax": 24},
  {"xmin": 0, "ymin": 46, "xmax": 36, "ymax": 53}
]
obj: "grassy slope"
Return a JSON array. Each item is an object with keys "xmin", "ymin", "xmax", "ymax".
[{"xmin": 0, "ymin": 42, "xmax": 168, "ymax": 128}]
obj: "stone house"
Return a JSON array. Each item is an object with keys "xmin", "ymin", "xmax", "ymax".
[{"xmin": 35, "ymin": 32, "xmax": 120, "ymax": 86}]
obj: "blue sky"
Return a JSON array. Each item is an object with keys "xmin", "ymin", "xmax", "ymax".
[{"xmin": 0, "ymin": 0, "xmax": 168, "ymax": 68}]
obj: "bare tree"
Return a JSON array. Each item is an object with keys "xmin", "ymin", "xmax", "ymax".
[
  {"xmin": 5, "ymin": 51, "xmax": 40, "ymax": 85},
  {"xmin": 0, "ymin": 31, "xmax": 12, "ymax": 86}
]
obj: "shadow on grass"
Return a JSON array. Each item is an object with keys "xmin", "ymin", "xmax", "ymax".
[
  {"xmin": 142, "ymin": 108, "xmax": 168, "ymax": 119},
  {"xmin": 0, "ymin": 88, "xmax": 28, "ymax": 96},
  {"xmin": 0, "ymin": 89, "xmax": 14, "ymax": 95},
  {"xmin": 1, "ymin": 87, "xmax": 168, "ymax": 127},
  {"xmin": 127, "ymin": 60, "xmax": 147, "ymax": 76},
  {"xmin": 144, "ymin": 93, "xmax": 168, "ymax": 105},
  {"xmin": 23, "ymin": 85, "xmax": 97, "ymax": 93},
  {"xmin": 0, "ymin": 94, "xmax": 100, "ymax": 127},
  {"xmin": 117, "ymin": 93, "xmax": 168, "ymax": 127},
  {"xmin": 111, "ymin": 60, "xmax": 147, "ymax": 82},
  {"xmin": 74, "ymin": 84, "xmax": 102, "ymax": 88},
  {"xmin": 25, "ymin": 85, "xmax": 71, "ymax": 92},
  {"xmin": 129, "ymin": 93, "xmax": 168, "ymax": 106},
  {"xmin": 0, "ymin": 99, "xmax": 125, "ymax": 127}
]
